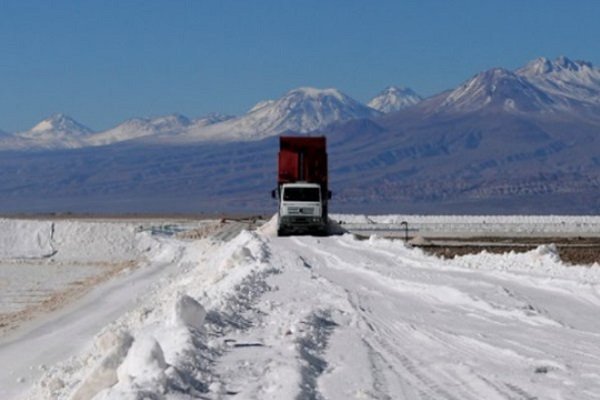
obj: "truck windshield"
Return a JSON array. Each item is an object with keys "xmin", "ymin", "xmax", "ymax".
[{"xmin": 283, "ymin": 187, "xmax": 320, "ymax": 202}]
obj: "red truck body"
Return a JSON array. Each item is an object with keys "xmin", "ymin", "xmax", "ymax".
[{"xmin": 278, "ymin": 136, "xmax": 328, "ymax": 192}]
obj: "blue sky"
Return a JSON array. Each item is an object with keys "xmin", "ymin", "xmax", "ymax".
[{"xmin": 1, "ymin": 0, "xmax": 599, "ymax": 132}]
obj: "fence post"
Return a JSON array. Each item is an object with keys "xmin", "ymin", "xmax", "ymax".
[{"xmin": 400, "ymin": 221, "xmax": 408, "ymax": 241}]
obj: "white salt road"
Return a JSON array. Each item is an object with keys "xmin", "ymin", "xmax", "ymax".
[
  {"xmin": 4, "ymin": 217, "xmax": 600, "ymax": 399},
  {"xmin": 273, "ymin": 235, "xmax": 600, "ymax": 399}
]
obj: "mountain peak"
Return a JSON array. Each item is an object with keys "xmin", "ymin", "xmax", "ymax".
[
  {"xmin": 255, "ymin": 86, "xmax": 381, "ymax": 135},
  {"xmin": 518, "ymin": 56, "xmax": 594, "ymax": 76},
  {"xmin": 288, "ymin": 87, "xmax": 345, "ymax": 99},
  {"xmin": 553, "ymin": 55, "xmax": 595, "ymax": 71},
  {"xmin": 12, "ymin": 113, "xmax": 94, "ymax": 148},
  {"xmin": 524, "ymin": 57, "xmax": 553, "ymax": 74},
  {"xmin": 438, "ymin": 67, "xmax": 555, "ymax": 113},
  {"xmin": 516, "ymin": 56, "xmax": 600, "ymax": 105},
  {"xmin": 382, "ymin": 85, "xmax": 418, "ymax": 95},
  {"xmin": 183, "ymin": 86, "xmax": 381, "ymax": 141},
  {"xmin": 30, "ymin": 113, "xmax": 92, "ymax": 134},
  {"xmin": 368, "ymin": 86, "xmax": 422, "ymax": 113},
  {"xmin": 556, "ymin": 55, "xmax": 577, "ymax": 70}
]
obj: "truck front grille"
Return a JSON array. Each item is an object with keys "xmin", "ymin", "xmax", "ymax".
[{"xmin": 288, "ymin": 207, "xmax": 315, "ymax": 215}]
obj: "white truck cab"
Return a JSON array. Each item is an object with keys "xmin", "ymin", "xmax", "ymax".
[{"xmin": 277, "ymin": 182, "xmax": 326, "ymax": 236}]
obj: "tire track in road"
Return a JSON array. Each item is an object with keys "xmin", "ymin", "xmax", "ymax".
[
  {"xmin": 283, "ymin": 234, "xmax": 600, "ymax": 399},
  {"xmin": 286, "ymin": 236, "xmax": 484, "ymax": 399}
]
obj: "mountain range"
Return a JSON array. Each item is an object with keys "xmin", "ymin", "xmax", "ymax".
[
  {"xmin": 0, "ymin": 86, "xmax": 410, "ymax": 149},
  {"xmin": 1, "ymin": 56, "xmax": 599, "ymax": 214}
]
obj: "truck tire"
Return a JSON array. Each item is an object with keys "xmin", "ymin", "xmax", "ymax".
[{"xmin": 315, "ymin": 227, "xmax": 328, "ymax": 237}]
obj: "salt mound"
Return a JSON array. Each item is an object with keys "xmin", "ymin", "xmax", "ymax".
[
  {"xmin": 171, "ymin": 294, "xmax": 206, "ymax": 330},
  {"xmin": 70, "ymin": 330, "xmax": 133, "ymax": 400},
  {"xmin": 257, "ymin": 214, "xmax": 278, "ymax": 237},
  {"xmin": 0, "ymin": 219, "xmax": 54, "ymax": 258},
  {"xmin": 327, "ymin": 218, "xmax": 347, "ymax": 235},
  {"xmin": 116, "ymin": 336, "xmax": 168, "ymax": 389},
  {"xmin": 532, "ymin": 244, "xmax": 561, "ymax": 263}
]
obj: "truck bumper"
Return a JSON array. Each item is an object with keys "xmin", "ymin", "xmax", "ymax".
[{"xmin": 278, "ymin": 216, "xmax": 327, "ymax": 235}]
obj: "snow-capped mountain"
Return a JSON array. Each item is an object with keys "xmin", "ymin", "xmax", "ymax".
[
  {"xmin": 87, "ymin": 114, "xmax": 193, "ymax": 146},
  {"xmin": 516, "ymin": 56, "xmax": 600, "ymax": 105},
  {"xmin": 68, "ymin": 113, "xmax": 234, "ymax": 147},
  {"xmin": 416, "ymin": 56, "xmax": 600, "ymax": 116},
  {"xmin": 17, "ymin": 114, "xmax": 91, "ymax": 140},
  {"xmin": 247, "ymin": 100, "xmax": 275, "ymax": 113},
  {"xmin": 20, "ymin": 113, "xmax": 93, "ymax": 138},
  {"xmin": 182, "ymin": 87, "xmax": 382, "ymax": 141},
  {"xmin": 430, "ymin": 68, "xmax": 557, "ymax": 113},
  {"xmin": 11, "ymin": 114, "xmax": 94, "ymax": 149},
  {"xmin": 368, "ymin": 86, "xmax": 422, "ymax": 113},
  {"xmin": 193, "ymin": 112, "xmax": 234, "ymax": 127}
]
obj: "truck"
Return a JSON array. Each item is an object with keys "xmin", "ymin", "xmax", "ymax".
[{"xmin": 272, "ymin": 136, "xmax": 331, "ymax": 236}]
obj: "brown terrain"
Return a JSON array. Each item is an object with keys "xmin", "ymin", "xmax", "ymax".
[{"xmin": 413, "ymin": 237, "xmax": 600, "ymax": 265}]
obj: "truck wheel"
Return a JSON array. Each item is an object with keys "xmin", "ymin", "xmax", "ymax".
[
  {"xmin": 316, "ymin": 228, "xmax": 328, "ymax": 237},
  {"xmin": 277, "ymin": 228, "xmax": 286, "ymax": 237}
]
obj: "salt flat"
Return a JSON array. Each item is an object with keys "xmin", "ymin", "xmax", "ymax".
[{"xmin": 0, "ymin": 215, "xmax": 599, "ymax": 399}]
